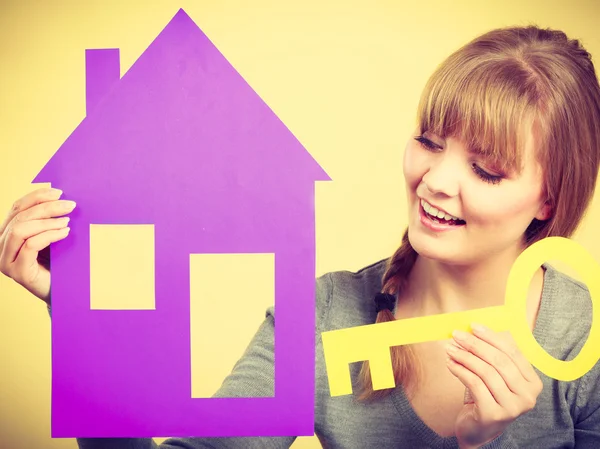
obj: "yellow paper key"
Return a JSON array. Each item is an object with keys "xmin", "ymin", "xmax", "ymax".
[{"xmin": 322, "ymin": 237, "xmax": 600, "ymax": 397}]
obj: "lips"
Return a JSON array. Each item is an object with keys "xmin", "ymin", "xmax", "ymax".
[
  {"xmin": 418, "ymin": 200, "xmax": 466, "ymax": 231},
  {"xmin": 420, "ymin": 199, "xmax": 465, "ymax": 224}
]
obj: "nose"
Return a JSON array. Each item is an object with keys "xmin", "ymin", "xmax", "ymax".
[{"xmin": 420, "ymin": 152, "xmax": 460, "ymax": 198}]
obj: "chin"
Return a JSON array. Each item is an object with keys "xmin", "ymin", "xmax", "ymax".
[
  {"xmin": 407, "ymin": 227, "xmax": 466, "ymax": 265},
  {"xmin": 407, "ymin": 227, "xmax": 438, "ymax": 258}
]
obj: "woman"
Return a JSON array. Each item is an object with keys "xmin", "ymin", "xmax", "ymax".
[{"xmin": 2, "ymin": 25, "xmax": 600, "ymax": 449}]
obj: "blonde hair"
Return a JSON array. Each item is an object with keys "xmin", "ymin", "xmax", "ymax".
[{"xmin": 358, "ymin": 25, "xmax": 600, "ymax": 402}]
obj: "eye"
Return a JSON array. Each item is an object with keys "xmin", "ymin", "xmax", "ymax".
[
  {"xmin": 414, "ymin": 136, "xmax": 442, "ymax": 151},
  {"xmin": 415, "ymin": 135, "xmax": 504, "ymax": 185},
  {"xmin": 471, "ymin": 163, "xmax": 503, "ymax": 185}
]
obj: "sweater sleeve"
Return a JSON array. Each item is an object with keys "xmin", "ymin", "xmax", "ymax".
[
  {"xmin": 49, "ymin": 273, "xmax": 332, "ymax": 449},
  {"xmin": 477, "ymin": 433, "xmax": 518, "ymax": 449},
  {"xmin": 573, "ymin": 360, "xmax": 600, "ymax": 447},
  {"xmin": 476, "ymin": 360, "xmax": 600, "ymax": 449}
]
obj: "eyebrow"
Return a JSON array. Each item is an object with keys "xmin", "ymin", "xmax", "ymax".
[
  {"xmin": 467, "ymin": 144, "xmax": 487, "ymax": 156},
  {"xmin": 425, "ymin": 131, "xmax": 483, "ymax": 154},
  {"xmin": 422, "ymin": 131, "xmax": 445, "ymax": 146},
  {"xmin": 424, "ymin": 131, "xmax": 506, "ymax": 162}
]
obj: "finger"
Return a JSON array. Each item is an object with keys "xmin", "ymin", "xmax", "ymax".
[
  {"xmin": 447, "ymin": 339, "xmax": 476, "ymax": 405},
  {"xmin": 0, "ymin": 218, "xmax": 70, "ymax": 273},
  {"xmin": 470, "ymin": 323, "xmax": 540, "ymax": 383},
  {"xmin": 0, "ymin": 188, "xmax": 63, "ymax": 235},
  {"xmin": 446, "ymin": 356, "xmax": 501, "ymax": 414},
  {"xmin": 12, "ymin": 228, "xmax": 71, "ymax": 280},
  {"xmin": 452, "ymin": 329, "xmax": 530, "ymax": 398},
  {"xmin": 14, "ymin": 198, "xmax": 77, "ymax": 225},
  {"xmin": 464, "ymin": 388, "xmax": 474, "ymax": 404},
  {"xmin": 447, "ymin": 342, "xmax": 515, "ymax": 408}
]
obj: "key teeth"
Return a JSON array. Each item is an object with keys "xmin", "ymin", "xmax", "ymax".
[{"xmin": 369, "ymin": 349, "xmax": 396, "ymax": 391}]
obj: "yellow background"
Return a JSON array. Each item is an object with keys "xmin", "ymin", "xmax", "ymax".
[{"xmin": 1, "ymin": 0, "xmax": 599, "ymax": 447}]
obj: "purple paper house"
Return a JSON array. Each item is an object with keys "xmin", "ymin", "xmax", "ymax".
[{"xmin": 33, "ymin": 8, "xmax": 329, "ymax": 438}]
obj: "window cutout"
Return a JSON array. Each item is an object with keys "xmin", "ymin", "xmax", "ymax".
[
  {"xmin": 90, "ymin": 224, "xmax": 155, "ymax": 310},
  {"xmin": 190, "ymin": 253, "xmax": 274, "ymax": 398}
]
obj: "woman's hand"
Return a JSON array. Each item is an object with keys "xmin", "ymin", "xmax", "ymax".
[
  {"xmin": 445, "ymin": 323, "xmax": 543, "ymax": 449},
  {"xmin": 0, "ymin": 187, "xmax": 75, "ymax": 305}
]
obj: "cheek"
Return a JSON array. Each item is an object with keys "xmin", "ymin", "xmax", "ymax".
[
  {"xmin": 403, "ymin": 144, "xmax": 424, "ymax": 188},
  {"xmin": 465, "ymin": 189, "xmax": 540, "ymax": 226}
]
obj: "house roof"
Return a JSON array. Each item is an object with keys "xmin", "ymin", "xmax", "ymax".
[{"xmin": 33, "ymin": 8, "xmax": 330, "ymax": 196}]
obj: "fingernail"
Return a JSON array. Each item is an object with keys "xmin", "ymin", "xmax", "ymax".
[
  {"xmin": 52, "ymin": 188, "xmax": 63, "ymax": 197},
  {"xmin": 471, "ymin": 322, "xmax": 487, "ymax": 333},
  {"xmin": 446, "ymin": 344, "xmax": 458, "ymax": 354},
  {"xmin": 63, "ymin": 201, "xmax": 77, "ymax": 210},
  {"xmin": 452, "ymin": 329, "xmax": 470, "ymax": 341}
]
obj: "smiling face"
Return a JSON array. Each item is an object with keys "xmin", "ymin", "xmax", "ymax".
[{"xmin": 403, "ymin": 126, "xmax": 551, "ymax": 266}]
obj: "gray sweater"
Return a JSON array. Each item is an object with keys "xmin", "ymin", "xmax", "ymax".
[{"xmin": 72, "ymin": 260, "xmax": 599, "ymax": 448}]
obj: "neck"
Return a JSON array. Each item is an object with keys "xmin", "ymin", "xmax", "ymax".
[{"xmin": 401, "ymin": 245, "xmax": 537, "ymax": 316}]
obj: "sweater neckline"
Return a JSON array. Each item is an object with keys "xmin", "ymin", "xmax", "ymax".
[{"xmin": 388, "ymin": 263, "xmax": 556, "ymax": 448}]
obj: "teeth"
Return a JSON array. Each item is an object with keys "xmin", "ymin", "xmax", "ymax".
[{"xmin": 420, "ymin": 199, "xmax": 462, "ymax": 221}]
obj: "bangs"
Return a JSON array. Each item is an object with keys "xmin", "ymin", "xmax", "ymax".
[{"xmin": 416, "ymin": 56, "xmax": 542, "ymax": 175}]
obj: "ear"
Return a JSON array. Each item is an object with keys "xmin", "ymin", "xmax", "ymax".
[{"xmin": 535, "ymin": 200, "xmax": 553, "ymax": 221}]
